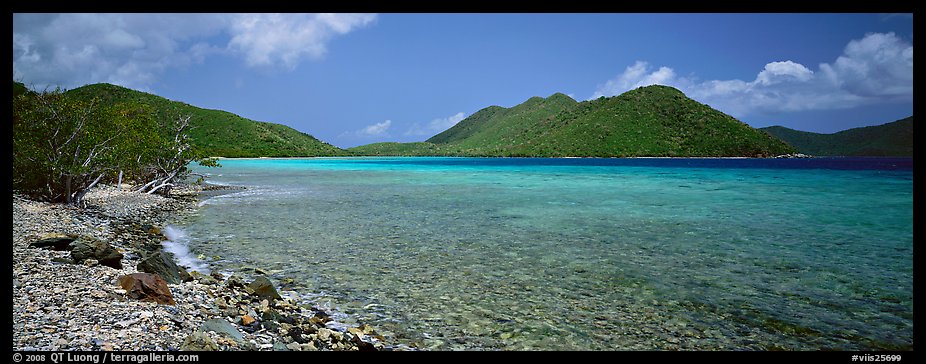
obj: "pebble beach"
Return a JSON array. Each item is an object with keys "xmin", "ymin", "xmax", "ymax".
[{"xmin": 13, "ymin": 184, "xmax": 389, "ymax": 352}]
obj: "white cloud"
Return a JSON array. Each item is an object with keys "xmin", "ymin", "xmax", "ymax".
[
  {"xmin": 818, "ymin": 32, "xmax": 913, "ymax": 98},
  {"xmin": 12, "ymin": 13, "xmax": 376, "ymax": 90},
  {"xmin": 405, "ymin": 112, "xmax": 467, "ymax": 137},
  {"xmin": 589, "ymin": 32, "xmax": 912, "ymax": 117},
  {"xmin": 590, "ymin": 61, "xmax": 677, "ymax": 99},
  {"xmin": 356, "ymin": 120, "xmax": 392, "ymax": 137},
  {"xmin": 754, "ymin": 61, "xmax": 814, "ymax": 85},
  {"xmin": 227, "ymin": 13, "xmax": 376, "ymax": 69}
]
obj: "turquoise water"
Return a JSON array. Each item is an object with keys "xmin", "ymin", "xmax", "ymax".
[{"xmin": 178, "ymin": 157, "xmax": 913, "ymax": 350}]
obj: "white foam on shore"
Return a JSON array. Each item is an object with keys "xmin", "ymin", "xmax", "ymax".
[
  {"xmin": 162, "ymin": 225, "xmax": 211, "ymax": 274},
  {"xmin": 197, "ymin": 185, "xmax": 303, "ymax": 207},
  {"xmin": 198, "ymin": 188, "xmax": 257, "ymax": 207},
  {"xmin": 203, "ymin": 180, "xmax": 233, "ymax": 187}
]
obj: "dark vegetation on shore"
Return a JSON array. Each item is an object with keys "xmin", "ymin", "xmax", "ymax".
[
  {"xmin": 760, "ymin": 117, "xmax": 913, "ymax": 157},
  {"xmin": 349, "ymin": 86, "xmax": 797, "ymax": 157},
  {"xmin": 13, "ymin": 81, "xmax": 221, "ymax": 204}
]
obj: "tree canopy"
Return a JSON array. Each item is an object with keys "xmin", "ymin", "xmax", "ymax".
[{"xmin": 13, "ymin": 86, "xmax": 215, "ymax": 204}]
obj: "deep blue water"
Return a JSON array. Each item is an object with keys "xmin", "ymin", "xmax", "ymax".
[
  {"xmin": 175, "ymin": 157, "xmax": 913, "ymax": 350},
  {"xmin": 338, "ymin": 156, "xmax": 913, "ymax": 171}
]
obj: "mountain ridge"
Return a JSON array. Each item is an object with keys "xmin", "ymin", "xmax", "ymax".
[
  {"xmin": 62, "ymin": 83, "xmax": 346, "ymax": 158},
  {"xmin": 354, "ymin": 85, "xmax": 796, "ymax": 157},
  {"xmin": 760, "ymin": 117, "xmax": 912, "ymax": 156}
]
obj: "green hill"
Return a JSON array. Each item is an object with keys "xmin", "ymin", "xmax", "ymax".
[
  {"xmin": 427, "ymin": 93, "xmax": 579, "ymax": 149},
  {"xmin": 760, "ymin": 117, "xmax": 913, "ymax": 156},
  {"xmin": 346, "ymin": 142, "xmax": 445, "ymax": 156},
  {"xmin": 351, "ymin": 86, "xmax": 796, "ymax": 157},
  {"xmin": 13, "ymin": 80, "xmax": 30, "ymax": 97},
  {"xmin": 64, "ymin": 83, "xmax": 346, "ymax": 157}
]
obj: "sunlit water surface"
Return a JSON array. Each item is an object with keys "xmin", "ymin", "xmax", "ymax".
[{"xmin": 172, "ymin": 157, "xmax": 912, "ymax": 350}]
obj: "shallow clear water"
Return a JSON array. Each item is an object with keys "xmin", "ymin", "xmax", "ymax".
[{"xmin": 178, "ymin": 157, "xmax": 913, "ymax": 350}]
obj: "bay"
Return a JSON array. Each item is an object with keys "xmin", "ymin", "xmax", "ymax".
[{"xmin": 175, "ymin": 157, "xmax": 913, "ymax": 350}]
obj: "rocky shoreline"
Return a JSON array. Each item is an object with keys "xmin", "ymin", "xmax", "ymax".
[{"xmin": 13, "ymin": 184, "xmax": 389, "ymax": 351}]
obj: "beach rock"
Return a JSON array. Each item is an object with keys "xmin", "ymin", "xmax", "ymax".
[
  {"xmin": 317, "ymin": 328, "xmax": 333, "ymax": 342},
  {"xmin": 222, "ymin": 307, "xmax": 238, "ymax": 318},
  {"xmin": 180, "ymin": 331, "xmax": 218, "ymax": 351},
  {"xmin": 350, "ymin": 331, "xmax": 378, "ymax": 351},
  {"xmin": 287, "ymin": 326, "xmax": 309, "ymax": 344},
  {"xmin": 260, "ymin": 309, "xmax": 285, "ymax": 331},
  {"xmin": 82, "ymin": 258, "xmax": 99, "ymax": 267},
  {"xmin": 69, "ymin": 236, "xmax": 123, "ymax": 269},
  {"xmin": 272, "ymin": 342, "xmax": 290, "ymax": 351},
  {"xmin": 28, "ymin": 233, "xmax": 77, "ymax": 251},
  {"xmin": 226, "ymin": 275, "xmax": 247, "ymax": 289},
  {"xmin": 200, "ymin": 318, "xmax": 244, "ymax": 343},
  {"xmin": 247, "ymin": 276, "xmax": 282, "ymax": 301},
  {"xmin": 240, "ymin": 266, "xmax": 269, "ymax": 276},
  {"xmin": 142, "ymin": 224, "xmax": 163, "ymax": 237},
  {"xmin": 117, "ymin": 273, "xmax": 175, "ymax": 305},
  {"xmin": 190, "ymin": 271, "xmax": 219, "ymax": 285},
  {"xmin": 241, "ymin": 315, "xmax": 256, "ymax": 326},
  {"xmin": 241, "ymin": 320, "xmax": 261, "ymax": 334},
  {"xmin": 348, "ymin": 327, "xmax": 364, "ymax": 337},
  {"xmin": 286, "ymin": 342, "xmax": 302, "ymax": 351},
  {"xmin": 309, "ymin": 310, "xmax": 332, "ymax": 326},
  {"xmin": 136, "ymin": 249, "xmax": 192, "ymax": 284},
  {"xmin": 300, "ymin": 342, "xmax": 318, "ymax": 351}
]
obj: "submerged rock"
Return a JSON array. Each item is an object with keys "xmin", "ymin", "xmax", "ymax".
[
  {"xmin": 69, "ymin": 236, "xmax": 123, "ymax": 269},
  {"xmin": 246, "ymin": 276, "xmax": 282, "ymax": 301},
  {"xmin": 117, "ymin": 273, "xmax": 175, "ymax": 305},
  {"xmin": 137, "ymin": 249, "xmax": 192, "ymax": 284}
]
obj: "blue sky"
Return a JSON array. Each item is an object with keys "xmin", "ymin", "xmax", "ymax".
[{"xmin": 13, "ymin": 13, "xmax": 913, "ymax": 148}]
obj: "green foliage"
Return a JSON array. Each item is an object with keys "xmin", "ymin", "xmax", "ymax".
[
  {"xmin": 197, "ymin": 157, "xmax": 222, "ymax": 168},
  {"xmin": 64, "ymin": 83, "xmax": 347, "ymax": 158},
  {"xmin": 13, "ymin": 80, "xmax": 30, "ymax": 97},
  {"xmin": 354, "ymin": 86, "xmax": 796, "ymax": 157},
  {"xmin": 760, "ymin": 117, "xmax": 912, "ymax": 156},
  {"xmin": 13, "ymin": 85, "xmax": 226, "ymax": 203},
  {"xmin": 13, "ymin": 89, "xmax": 156, "ymax": 202},
  {"xmin": 347, "ymin": 142, "xmax": 444, "ymax": 156}
]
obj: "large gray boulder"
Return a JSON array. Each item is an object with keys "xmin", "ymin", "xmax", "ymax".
[
  {"xmin": 137, "ymin": 249, "xmax": 192, "ymax": 284},
  {"xmin": 69, "ymin": 236, "xmax": 123, "ymax": 269},
  {"xmin": 247, "ymin": 276, "xmax": 282, "ymax": 301}
]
